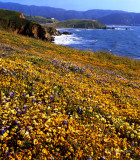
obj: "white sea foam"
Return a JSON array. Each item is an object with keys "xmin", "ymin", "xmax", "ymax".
[
  {"xmin": 53, "ymin": 27, "xmax": 139, "ymax": 59},
  {"xmin": 115, "ymin": 28, "xmax": 127, "ymax": 30},
  {"xmin": 87, "ymin": 40, "xmax": 98, "ymax": 43},
  {"xmin": 54, "ymin": 34, "xmax": 82, "ymax": 45},
  {"xmin": 107, "ymin": 25, "xmax": 133, "ymax": 30},
  {"xmin": 75, "ymin": 29, "xmax": 80, "ymax": 31}
]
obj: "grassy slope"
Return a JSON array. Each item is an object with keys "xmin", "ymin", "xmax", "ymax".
[
  {"xmin": 53, "ymin": 19, "xmax": 106, "ymax": 29},
  {"xmin": 0, "ymin": 9, "xmax": 20, "ymax": 30},
  {"xmin": 0, "ymin": 29, "xmax": 140, "ymax": 159},
  {"xmin": 25, "ymin": 15, "xmax": 59, "ymax": 24},
  {"xmin": 0, "ymin": 9, "xmax": 37, "ymax": 31},
  {"xmin": 0, "ymin": 9, "xmax": 21, "ymax": 19}
]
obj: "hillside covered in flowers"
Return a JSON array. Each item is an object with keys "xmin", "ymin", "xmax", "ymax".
[{"xmin": 0, "ymin": 29, "xmax": 140, "ymax": 160}]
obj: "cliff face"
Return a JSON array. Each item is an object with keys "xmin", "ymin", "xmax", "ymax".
[
  {"xmin": 10, "ymin": 22, "xmax": 51, "ymax": 41},
  {"xmin": 0, "ymin": 9, "xmax": 60, "ymax": 41},
  {"xmin": 44, "ymin": 26, "xmax": 61, "ymax": 36}
]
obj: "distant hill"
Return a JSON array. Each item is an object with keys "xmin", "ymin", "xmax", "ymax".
[
  {"xmin": 0, "ymin": 2, "xmax": 124, "ymax": 21},
  {"xmin": 51, "ymin": 19, "xmax": 106, "ymax": 29},
  {"xmin": 0, "ymin": 1, "xmax": 140, "ymax": 25},
  {"xmin": 0, "ymin": 9, "xmax": 60, "ymax": 41},
  {"xmin": 25, "ymin": 15, "xmax": 59, "ymax": 24},
  {"xmin": 98, "ymin": 13, "xmax": 140, "ymax": 25}
]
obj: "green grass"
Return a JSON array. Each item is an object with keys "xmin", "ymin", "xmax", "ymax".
[
  {"xmin": 0, "ymin": 9, "xmax": 21, "ymax": 20},
  {"xmin": 53, "ymin": 19, "xmax": 106, "ymax": 29},
  {"xmin": 0, "ymin": 9, "xmax": 37, "ymax": 32},
  {"xmin": 25, "ymin": 15, "xmax": 59, "ymax": 24}
]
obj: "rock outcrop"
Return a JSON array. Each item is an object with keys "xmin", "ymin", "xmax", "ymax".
[
  {"xmin": 44, "ymin": 26, "xmax": 61, "ymax": 36},
  {"xmin": 11, "ymin": 22, "xmax": 53, "ymax": 41},
  {"xmin": 62, "ymin": 31, "xmax": 72, "ymax": 35},
  {"xmin": 19, "ymin": 13, "xmax": 25, "ymax": 19},
  {"xmin": 13, "ymin": 21, "xmax": 60, "ymax": 41}
]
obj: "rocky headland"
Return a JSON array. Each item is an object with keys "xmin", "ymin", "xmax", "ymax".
[
  {"xmin": 51, "ymin": 19, "xmax": 106, "ymax": 29},
  {"xmin": 0, "ymin": 9, "xmax": 61, "ymax": 41}
]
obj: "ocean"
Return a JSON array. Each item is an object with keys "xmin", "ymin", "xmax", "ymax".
[{"xmin": 54, "ymin": 26, "xmax": 140, "ymax": 60}]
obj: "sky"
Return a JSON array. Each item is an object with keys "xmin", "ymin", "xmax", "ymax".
[{"xmin": 0, "ymin": 0, "xmax": 140, "ymax": 13}]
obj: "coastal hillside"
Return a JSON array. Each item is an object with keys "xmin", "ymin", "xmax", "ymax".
[
  {"xmin": 0, "ymin": 9, "xmax": 60, "ymax": 41},
  {"xmin": 51, "ymin": 19, "xmax": 106, "ymax": 29},
  {"xmin": 25, "ymin": 15, "xmax": 59, "ymax": 24},
  {"xmin": 0, "ymin": 28, "xmax": 140, "ymax": 159}
]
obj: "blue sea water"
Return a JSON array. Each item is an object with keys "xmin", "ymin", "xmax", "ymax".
[{"xmin": 54, "ymin": 26, "xmax": 140, "ymax": 60}]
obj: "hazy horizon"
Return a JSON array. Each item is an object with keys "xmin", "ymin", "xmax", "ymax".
[{"xmin": 0, "ymin": 0, "xmax": 140, "ymax": 13}]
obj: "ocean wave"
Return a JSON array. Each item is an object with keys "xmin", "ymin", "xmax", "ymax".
[
  {"xmin": 54, "ymin": 26, "xmax": 140, "ymax": 59},
  {"xmin": 114, "ymin": 27, "xmax": 133, "ymax": 31},
  {"xmin": 75, "ymin": 29, "xmax": 80, "ymax": 31},
  {"xmin": 115, "ymin": 28, "xmax": 127, "ymax": 30},
  {"xmin": 54, "ymin": 34, "xmax": 82, "ymax": 45}
]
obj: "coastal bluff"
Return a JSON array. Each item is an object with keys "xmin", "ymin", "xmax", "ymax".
[
  {"xmin": 51, "ymin": 19, "xmax": 106, "ymax": 29},
  {"xmin": 0, "ymin": 9, "xmax": 60, "ymax": 41}
]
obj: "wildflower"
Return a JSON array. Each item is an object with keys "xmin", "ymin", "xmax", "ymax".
[
  {"xmin": 131, "ymin": 133, "xmax": 135, "ymax": 139},
  {"xmin": 23, "ymin": 105, "xmax": 28, "ymax": 109},
  {"xmin": 99, "ymin": 156, "xmax": 106, "ymax": 160},
  {"xmin": 68, "ymin": 112, "xmax": 71, "ymax": 118},
  {"xmin": 77, "ymin": 107, "xmax": 82, "ymax": 114},
  {"xmin": 131, "ymin": 141, "xmax": 135, "ymax": 147},
  {"xmin": 87, "ymin": 156, "xmax": 92, "ymax": 160},
  {"xmin": 9, "ymin": 91, "xmax": 15, "ymax": 98},
  {"xmin": 126, "ymin": 153, "xmax": 130, "ymax": 157},
  {"xmin": 27, "ymin": 126, "xmax": 32, "ymax": 132},
  {"xmin": 62, "ymin": 120, "xmax": 68, "ymax": 125},
  {"xmin": 17, "ymin": 140, "xmax": 22, "ymax": 146},
  {"xmin": 24, "ymin": 131, "xmax": 30, "ymax": 139},
  {"xmin": 42, "ymin": 148, "xmax": 47, "ymax": 154},
  {"xmin": 33, "ymin": 139, "xmax": 38, "ymax": 145},
  {"xmin": 16, "ymin": 110, "xmax": 22, "ymax": 116},
  {"xmin": 0, "ymin": 128, "xmax": 6, "ymax": 135},
  {"xmin": 22, "ymin": 109, "xmax": 27, "ymax": 114},
  {"xmin": 5, "ymin": 151, "xmax": 10, "ymax": 157},
  {"xmin": 15, "ymin": 120, "xmax": 21, "ymax": 126}
]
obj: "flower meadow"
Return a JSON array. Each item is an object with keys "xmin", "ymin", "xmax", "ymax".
[{"xmin": 0, "ymin": 30, "xmax": 140, "ymax": 160}]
